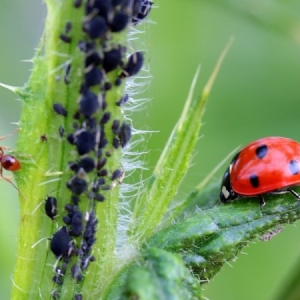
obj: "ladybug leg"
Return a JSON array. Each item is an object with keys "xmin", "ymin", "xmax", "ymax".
[
  {"xmin": 287, "ymin": 188, "xmax": 300, "ymax": 200},
  {"xmin": 259, "ymin": 195, "xmax": 266, "ymax": 206}
]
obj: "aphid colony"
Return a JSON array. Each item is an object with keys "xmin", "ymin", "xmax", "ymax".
[{"xmin": 48, "ymin": 0, "xmax": 152, "ymax": 297}]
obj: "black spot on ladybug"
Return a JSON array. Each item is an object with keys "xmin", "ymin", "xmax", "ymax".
[
  {"xmin": 256, "ymin": 144, "xmax": 268, "ymax": 159},
  {"xmin": 249, "ymin": 174, "xmax": 260, "ymax": 188},
  {"xmin": 289, "ymin": 159, "xmax": 300, "ymax": 175}
]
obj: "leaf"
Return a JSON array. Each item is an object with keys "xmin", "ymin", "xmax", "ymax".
[
  {"xmin": 146, "ymin": 193, "xmax": 300, "ymax": 281},
  {"xmin": 106, "ymin": 248, "xmax": 202, "ymax": 300},
  {"xmin": 130, "ymin": 37, "xmax": 234, "ymax": 241}
]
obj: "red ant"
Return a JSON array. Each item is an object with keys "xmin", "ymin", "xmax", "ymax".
[{"xmin": 0, "ymin": 129, "xmax": 23, "ymax": 197}]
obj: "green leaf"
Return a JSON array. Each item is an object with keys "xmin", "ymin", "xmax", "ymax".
[
  {"xmin": 106, "ymin": 248, "xmax": 202, "ymax": 300},
  {"xmin": 147, "ymin": 193, "xmax": 300, "ymax": 281},
  {"xmin": 130, "ymin": 38, "xmax": 234, "ymax": 241}
]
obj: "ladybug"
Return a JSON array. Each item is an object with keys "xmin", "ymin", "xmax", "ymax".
[{"xmin": 220, "ymin": 137, "xmax": 300, "ymax": 206}]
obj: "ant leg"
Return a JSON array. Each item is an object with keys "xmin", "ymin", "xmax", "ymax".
[
  {"xmin": 0, "ymin": 166, "xmax": 26, "ymax": 200},
  {"xmin": 259, "ymin": 195, "xmax": 266, "ymax": 206},
  {"xmin": 287, "ymin": 188, "xmax": 300, "ymax": 200},
  {"xmin": 0, "ymin": 146, "xmax": 12, "ymax": 151},
  {"xmin": 0, "ymin": 128, "xmax": 18, "ymax": 141}
]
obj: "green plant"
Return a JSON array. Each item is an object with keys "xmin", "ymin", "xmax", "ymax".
[{"xmin": 3, "ymin": 1, "xmax": 300, "ymax": 299}]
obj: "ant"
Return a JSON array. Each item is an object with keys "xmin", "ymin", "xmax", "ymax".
[{"xmin": 0, "ymin": 129, "xmax": 23, "ymax": 197}]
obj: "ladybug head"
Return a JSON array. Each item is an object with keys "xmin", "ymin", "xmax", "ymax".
[{"xmin": 220, "ymin": 166, "xmax": 237, "ymax": 202}]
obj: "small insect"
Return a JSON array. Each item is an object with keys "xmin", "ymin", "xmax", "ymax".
[
  {"xmin": 50, "ymin": 226, "xmax": 71, "ymax": 258},
  {"xmin": 40, "ymin": 134, "xmax": 48, "ymax": 142},
  {"xmin": 132, "ymin": 0, "xmax": 153, "ymax": 25},
  {"xmin": 59, "ymin": 33, "xmax": 72, "ymax": 43},
  {"xmin": 220, "ymin": 137, "xmax": 300, "ymax": 206},
  {"xmin": 0, "ymin": 129, "xmax": 22, "ymax": 196},
  {"xmin": 53, "ymin": 103, "xmax": 68, "ymax": 117},
  {"xmin": 120, "ymin": 51, "xmax": 144, "ymax": 78},
  {"xmin": 45, "ymin": 196, "xmax": 58, "ymax": 220}
]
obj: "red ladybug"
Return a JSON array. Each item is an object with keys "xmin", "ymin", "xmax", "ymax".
[{"xmin": 220, "ymin": 137, "xmax": 300, "ymax": 206}]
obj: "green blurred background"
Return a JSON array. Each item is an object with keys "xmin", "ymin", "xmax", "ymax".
[{"xmin": 2, "ymin": 0, "xmax": 300, "ymax": 299}]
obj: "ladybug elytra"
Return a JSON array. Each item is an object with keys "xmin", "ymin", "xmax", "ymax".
[{"xmin": 220, "ymin": 137, "xmax": 300, "ymax": 206}]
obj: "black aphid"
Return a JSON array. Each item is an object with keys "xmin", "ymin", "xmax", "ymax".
[
  {"xmin": 59, "ymin": 126, "xmax": 65, "ymax": 137},
  {"xmin": 85, "ymin": 66, "xmax": 103, "ymax": 87},
  {"xmin": 97, "ymin": 169, "xmax": 108, "ymax": 177},
  {"xmin": 53, "ymin": 103, "xmax": 68, "ymax": 117},
  {"xmin": 75, "ymin": 131, "xmax": 96, "ymax": 155},
  {"xmin": 71, "ymin": 212, "xmax": 83, "ymax": 237},
  {"xmin": 85, "ymin": 52, "xmax": 102, "ymax": 67},
  {"xmin": 71, "ymin": 264, "xmax": 83, "ymax": 281},
  {"xmin": 74, "ymin": 0, "xmax": 83, "ymax": 8},
  {"xmin": 67, "ymin": 177, "xmax": 88, "ymax": 195},
  {"xmin": 120, "ymin": 51, "xmax": 143, "ymax": 78},
  {"xmin": 65, "ymin": 22, "xmax": 72, "ymax": 34},
  {"xmin": 111, "ymin": 169, "xmax": 122, "ymax": 181},
  {"xmin": 50, "ymin": 226, "xmax": 71, "ymax": 258},
  {"xmin": 59, "ymin": 34, "xmax": 72, "ymax": 43},
  {"xmin": 83, "ymin": 17, "xmax": 107, "ymax": 39},
  {"xmin": 45, "ymin": 196, "xmax": 58, "ymax": 220},
  {"xmin": 102, "ymin": 48, "xmax": 122, "ymax": 73},
  {"xmin": 132, "ymin": 0, "xmax": 153, "ymax": 25},
  {"xmin": 112, "ymin": 120, "xmax": 120, "ymax": 134},
  {"xmin": 110, "ymin": 12, "xmax": 129, "ymax": 32},
  {"xmin": 79, "ymin": 90, "xmax": 100, "ymax": 117},
  {"xmin": 85, "ymin": 0, "xmax": 112, "ymax": 20},
  {"xmin": 118, "ymin": 122, "xmax": 132, "ymax": 147},
  {"xmin": 100, "ymin": 112, "xmax": 111, "ymax": 125},
  {"xmin": 94, "ymin": 193, "xmax": 105, "ymax": 202},
  {"xmin": 116, "ymin": 94, "xmax": 129, "ymax": 106},
  {"xmin": 78, "ymin": 157, "xmax": 95, "ymax": 173}
]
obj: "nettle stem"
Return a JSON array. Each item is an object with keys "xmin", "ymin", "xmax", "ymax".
[{"xmin": 11, "ymin": 1, "xmax": 151, "ymax": 299}]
